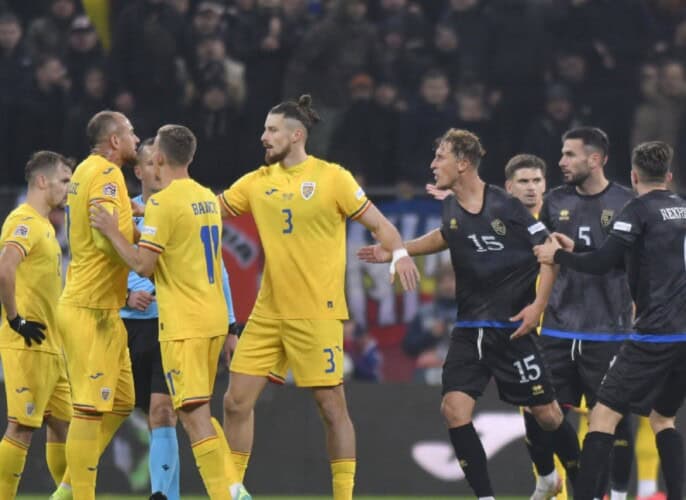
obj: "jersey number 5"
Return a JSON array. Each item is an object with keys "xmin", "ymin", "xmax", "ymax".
[{"xmin": 200, "ymin": 224, "xmax": 220, "ymax": 283}]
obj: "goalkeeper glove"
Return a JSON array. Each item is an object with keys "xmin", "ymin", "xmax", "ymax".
[{"xmin": 8, "ymin": 314, "xmax": 46, "ymax": 347}]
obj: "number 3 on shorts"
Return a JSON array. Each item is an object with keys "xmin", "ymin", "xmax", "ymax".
[{"xmin": 323, "ymin": 348, "xmax": 336, "ymax": 373}]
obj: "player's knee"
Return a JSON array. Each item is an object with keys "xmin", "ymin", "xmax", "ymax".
[
  {"xmin": 649, "ymin": 410, "xmax": 675, "ymax": 434},
  {"xmin": 531, "ymin": 404, "xmax": 562, "ymax": 431},
  {"xmin": 440, "ymin": 395, "xmax": 471, "ymax": 427},
  {"xmin": 149, "ymin": 401, "xmax": 177, "ymax": 429},
  {"xmin": 223, "ymin": 388, "xmax": 253, "ymax": 417},
  {"xmin": 5, "ymin": 421, "xmax": 35, "ymax": 445},
  {"xmin": 314, "ymin": 390, "xmax": 350, "ymax": 429}
]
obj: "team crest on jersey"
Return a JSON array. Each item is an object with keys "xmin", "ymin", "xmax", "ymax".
[
  {"xmin": 449, "ymin": 218, "xmax": 458, "ymax": 230},
  {"xmin": 491, "ymin": 219, "xmax": 506, "ymax": 236},
  {"xmin": 13, "ymin": 224, "xmax": 29, "ymax": 238},
  {"xmin": 532, "ymin": 384, "xmax": 544, "ymax": 396},
  {"xmin": 103, "ymin": 183, "xmax": 117, "ymax": 197},
  {"xmin": 559, "ymin": 209, "xmax": 570, "ymax": 221},
  {"xmin": 25, "ymin": 402, "xmax": 34, "ymax": 417},
  {"xmin": 101, "ymin": 387, "xmax": 112, "ymax": 401},
  {"xmin": 301, "ymin": 182, "xmax": 316, "ymax": 200},
  {"xmin": 601, "ymin": 209, "xmax": 614, "ymax": 227}
]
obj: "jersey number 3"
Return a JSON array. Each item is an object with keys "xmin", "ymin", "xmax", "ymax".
[{"xmin": 200, "ymin": 224, "xmax": 220, "ymax": 283}]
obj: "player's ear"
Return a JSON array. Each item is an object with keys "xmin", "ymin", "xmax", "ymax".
[{"xmin": 505, "ymin": 179, "xmax": 512, "ymax": 193}]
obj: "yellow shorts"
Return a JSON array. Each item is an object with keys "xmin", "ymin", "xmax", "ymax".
[
  {"xmin": 57, "ymin": 304, "xmax": 134, "ymax": 413},
  {"xmin": 1, "ymin": 349, "xmax": 72, "ymax": 427},
  {"xmin": 231, "ymin": 317, "xmax": 344, "ymax": 387},
  {"xmin": 160, "ymin": 335, "xmax": 224, "ymax": 410}
]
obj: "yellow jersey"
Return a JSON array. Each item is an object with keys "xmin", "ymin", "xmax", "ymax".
[
  {"xmin": 0, "ymin": 204, "xmax": 63, "ymax": 353},
  {"xmin": 219, "ymin": 155, "xmax": 370, "ymax": 319},
  {"xmin": 138, "ymin": 178, "xmax": 228, "ymax": 341},
  {"xmin": 60, "ymin": 155, "xmax": 134, "ymax": 309}
]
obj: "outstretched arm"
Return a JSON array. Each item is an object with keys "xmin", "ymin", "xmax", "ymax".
[{"xmin": 355, "ymin": 203, "xmax": 421, "ymax": 291}]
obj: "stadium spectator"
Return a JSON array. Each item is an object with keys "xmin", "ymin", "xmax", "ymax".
[
  {"xmin": 328, "ymin": 73, "xmax": 402, "ymax": 186},
  {"xmin": 63, "ymin": 65, "xmax": 108, "ymax": 159},
  {"xmin": 522, "ymin": 83, "xmax": 583, "ymax": 188},
  {"xmin": 25, "ymin": 0, "xmax": 78, "ymax": 58},
  {"xmin": 397, "ymin": 68, "xmax": 454, "ymax": 184},
  {"xmin": 109, "ymin": 0, "xmax": 192, "ymax": 125},
  {"xmin": 0, "ymin": 11, "xmax": 32, "ymax": 184},
  {"xmin": 187, "ymin": 75, "xmax": 241, "ymax": 188},
  {"xmin": 283, "ymin": 0, "xmax": 382, "ymax": 155},
  {"xmin": 64, "ymin": 14, "xmax": 103, "ymax": 101},
  {"xmin": 12, "ymin": 55, "xmax": 69, "ymax": 185},
  {"xmin": 193, "ymin": 35, "xmax": 246, "ymax": 111}
]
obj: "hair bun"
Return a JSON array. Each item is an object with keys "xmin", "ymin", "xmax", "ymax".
[{"xmin": 298, "ymin": 94, "xmax": 312, "ymax": 108}]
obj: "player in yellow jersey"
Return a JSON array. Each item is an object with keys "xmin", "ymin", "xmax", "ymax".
[
  {"xmin": 89, "ymin": 124, "xmax": 250, "ymax": 500},
  {"xmin": 56, "ymin": 111, "xmax": 138, "ymax": 500},
  {"xmin": 218, "ymin": 95, "xmax": 420, "ymax": 500},
  {"xmin": 0, "ymin": 152, "xmax": 72, "ymax": 498}
]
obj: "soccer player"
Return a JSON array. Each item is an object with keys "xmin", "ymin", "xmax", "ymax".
[
  {"xmin": 90, "ymin": 124, "xmax": 250, "ymax": 500},
  {"xmin": 57, "ymin": 110, "xmax": 138, "ymax": 500},
  {"xmin": 218, "ymin": 95, "xmax": 420, "ymax": 500},
  {"xmin": 504, "ymin": 154, "xmax": 547, "ymax": 217},
  {"xmin": 123, "ymin": 139, "xmax": 240, "ymax": 500},
  {"xmin": 535, "ymin": 141, "xmax": 686, "ymax": 500},
  {"xmin": 0, "ymin": 152, "xmax": 72, "ymax": 498},
  {"xmin": 358, "ymin": 128, "xmax": 580, "ymax": 498},
  {"xmin": 527, "ymin": 127, "xmax": 635, "ymax": 500},
  {"xmin": 426, "ymin": 153, "xmax": 546, "ymax": 217},
  {"xmin": 119, "ymin": 138, "xmax": 180, "ymax": 500}
]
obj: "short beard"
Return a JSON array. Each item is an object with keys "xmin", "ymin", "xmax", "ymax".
[
  {"xmin": 264, "ymin": 146, "xmax": 289, "ymax": 165},
  {"xmin": 564, "ymin": 171, "xmax": 590, "ymax": 186}
]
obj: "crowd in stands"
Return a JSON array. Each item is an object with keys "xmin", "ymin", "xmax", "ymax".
[{"xmin": 1, "ymin": 0, "xmax": 686, "ymax": 192}]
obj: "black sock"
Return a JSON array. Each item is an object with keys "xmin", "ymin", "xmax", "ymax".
[
  {"xmin": 575, "ymin": 431, "xmax": 615, "ymax": 500},
  {"xmin": 524, "ymin": 411, "xmax": 556, "ymax": 476},
  {"xmin": 551, "ymin": 418, "xmax": 581, "ymax": 486},
  {"xmin": 594, "ymin": 460, "xmax": 610, "ymax": 498},
  {"xmin": 656, "ymin": 428, "xmax": 684, "ymax": 500},
  {"xmin": 449, "ymin": 423, "xmax": 493, "ymax": 497},
  {"xmin": 610, "ymin": 416, "xmax": 633, "ymax": 492}
]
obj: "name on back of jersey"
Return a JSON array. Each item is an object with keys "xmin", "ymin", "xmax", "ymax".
[
  {"xmin": 191, "ymin": 201, "xmax": 218, "ymax": 215},
  {"xmin": 660, "ymin": 207, "xmax": 686, "ymax": 220}
]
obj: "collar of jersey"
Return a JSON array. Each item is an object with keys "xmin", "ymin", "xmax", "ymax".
[{"xmin": 276, "ymin": 155, "xmax": 313, "ymax": 176}]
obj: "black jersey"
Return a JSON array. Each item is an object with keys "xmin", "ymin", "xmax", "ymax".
[
  {"xmin": 540, "ymin": 183, "xmax": 634, "ymax": 340},
  {"xmin": 610, "ymin": 190, "xmax": 686, "ymax": 337},
  {"xmin": 440, "ymin": 184, "xmax": 549, "ymax": 327}
]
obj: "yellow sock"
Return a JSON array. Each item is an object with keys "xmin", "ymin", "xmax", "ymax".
[
  {"xmin": 61, "ymin": 467, "xmax": 71, "ymax": 486},
  {"xmin": 98, "ymin": 411, "xmax": 129, "ymax": 455},
  {"xmin": 636, "ymin": 416, "xmax": 660, "ymax": 482},
  {"xmin": 210, "ymin": 417, "xmax": 241, "ymax": 485},
  {"xmin": 46, "ymin": 442, "xmax": 68, "ymax": 486},
  {"xmin": 231, "ymin": 451, "xmax": 251, "ymax": 483},
  {"xmin": 331, "ymin": 459, "xmax": 356, "ymax": 500},
  {"xmin": 66, "ymin": 414, "xmax": 101, "ymax": 500},
  {"xmin": 192, "ymin": 436, "xmax": 231, "ymax": 500},
  {"xmin": 0, "ymin": 436, "xmax": 29, "ymax": 498}
]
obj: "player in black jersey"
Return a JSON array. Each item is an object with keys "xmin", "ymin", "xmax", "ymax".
[
  {"xmin": 358, "ymin": 129, "xmax": 580, "ymax": 498},
  {"xmin": 536, "ymin": 141, "xmax": 686, "ymax": 500},
  {"xmin": 527, "ymin": 127, "xmax": 635, "ymax": 500}
]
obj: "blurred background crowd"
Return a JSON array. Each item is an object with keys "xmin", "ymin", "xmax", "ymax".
[
  {"xmin": 2, "ymin": 0, "xmax": 686, "ymax": 383},
  {"xmin": 2, "ymin": 0, "xmax": 686, "ymax": 192}
]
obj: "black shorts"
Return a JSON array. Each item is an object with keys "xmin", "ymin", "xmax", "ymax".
[
  {"xmin": 123, "ymin": 318, "xmax": 169, "ymax": 412},
  {"xmin": 597, "ymin": 340, "xmax": 686, "ymax": 417},
  {"xmin": 442, "ymin": 327, "xmax": 555, "ymax": 407},
  {"xmin": 539, "ymin": 335, "xmax": 621, "ymax": 408}
]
